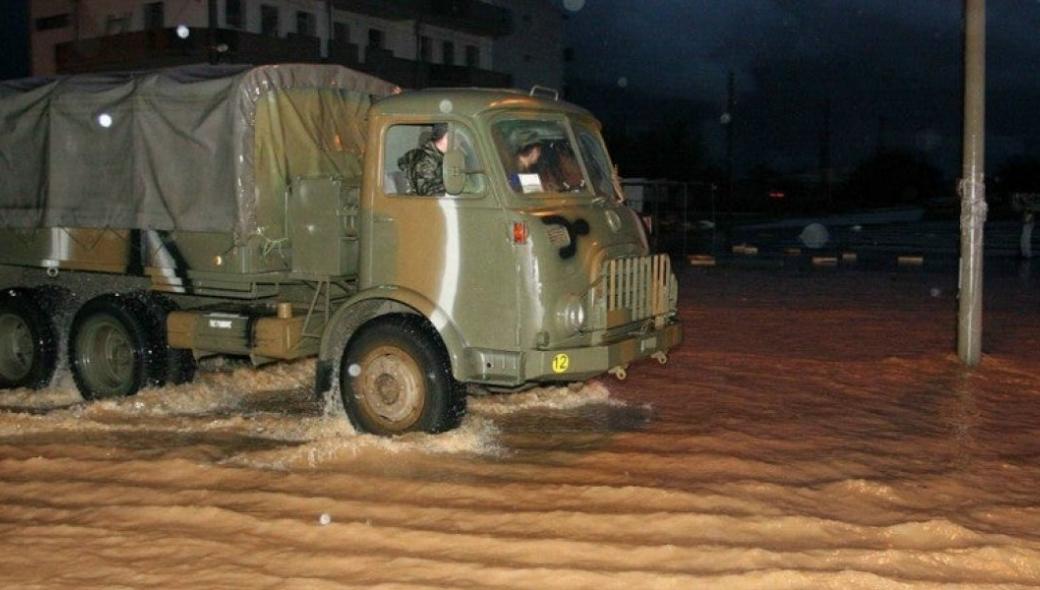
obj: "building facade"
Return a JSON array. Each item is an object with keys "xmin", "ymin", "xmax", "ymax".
[{"xmin": 27, "ymin": 0, "xmax": 564, "ymax": 91}]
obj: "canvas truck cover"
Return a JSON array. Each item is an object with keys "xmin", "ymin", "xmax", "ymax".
[{"xmin": 0, "ymin": 64, "xmax": 398, "ymax": 239}]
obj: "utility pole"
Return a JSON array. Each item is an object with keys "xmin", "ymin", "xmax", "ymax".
[
  {"xmin": 958, "ymin": 0, "xmax": 986, "ymax": 366},
  {"xmin": 724, "ymin": 70, "xmax": 735, "ymax": 203},
  {"xmin": 819, "ymin": 98, "xmax": 832, "ymax": 209}
]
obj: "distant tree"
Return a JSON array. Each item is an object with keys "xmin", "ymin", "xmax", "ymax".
[{"xmin": 840, "ymin": 150, "xmax": 943, "ymax": 209}]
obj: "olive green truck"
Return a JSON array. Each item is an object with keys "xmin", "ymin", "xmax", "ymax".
[{"xmin": 0, "ymin": 64, "xmax": 681, "ymax": 435}]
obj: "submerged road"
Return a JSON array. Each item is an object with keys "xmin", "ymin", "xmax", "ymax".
[{"xmin": 0, "ymin": 260, "xmax": 1039, "ymax": 588}]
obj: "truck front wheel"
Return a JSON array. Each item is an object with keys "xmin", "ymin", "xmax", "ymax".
[
  {"xmin": 340, "ymin": 316, "xmax": 464, "ymax": 435},
  {"xmin": 69, "ymin": 295, "xmax": 164, "ymax": 400},
  {"xmin": 0, "ymin": 289, "xmax": 58, "ymax": 389}
]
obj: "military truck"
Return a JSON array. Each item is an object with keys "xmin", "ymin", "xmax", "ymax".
[{"xmin": 0, "ymin": 64, "xmax": 681, "ymax": 435}]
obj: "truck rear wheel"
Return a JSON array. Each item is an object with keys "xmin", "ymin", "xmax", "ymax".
[
  {"xmin": 340, "ymin": 316, "xmax": 464, "ymax": 435},
  {"xmin": 134, "ymin": 292, "xmax": 197, "ymax": 386},
  {"xmin": 0, "ymin": 288, "xmax": 58, "ymax": 389},
  {"xmin": 69, "ymin": 295, "xmax": 164, "ymax": 400}
]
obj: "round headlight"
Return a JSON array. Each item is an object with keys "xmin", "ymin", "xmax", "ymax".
[{"xmin": 556, "ymin": 296, "xmax": 586, "ymax": 334}]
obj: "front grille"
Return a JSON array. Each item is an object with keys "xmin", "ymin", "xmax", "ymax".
[{"xmin": 590, "ymin": 254, "xmax": 675, "ymax": 328}]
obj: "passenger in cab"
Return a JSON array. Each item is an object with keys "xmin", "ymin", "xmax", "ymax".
[{"xmin": 398, "ymin": 123, "xmax": 449, "ymax": 196}]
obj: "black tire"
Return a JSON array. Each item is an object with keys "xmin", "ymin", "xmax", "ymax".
[
  {"xmin": 68, "ymin": 294, "xmax": 165, "ymax": 399},
  {"xmin": 134, "ymin": 292, "xmax": 197, "ymax": 386},
  {"xmin": 0, "ymin": 288, "xmax": 59, "ymax": 389},
  {"xmin": 340, "ymin": 315, "xmax": 465, "ymax": 435}
]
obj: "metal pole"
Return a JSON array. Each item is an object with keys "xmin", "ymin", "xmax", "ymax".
[
  {"xmin": 725, "ymin": 71, "xmax": 735, "ymax": 204},
  {"xmin": 820, "ymin": 98, "xmax": 832, "ymax": 210},
  {"xmin": 653, "ymin": 183, "xmax": 661, "ymax": 252},
  {"xmin": 958, "ymin": 0, "xmax": 986, "ymax": 366},
  {"xmin": 682, "ymin": 183, "xmax": 689, "ymax": 258},
  {"xmin": 710, "ymin": 183, "xmax": 718, "ymax": 252}
]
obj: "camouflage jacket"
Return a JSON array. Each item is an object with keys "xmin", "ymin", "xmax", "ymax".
[{"xmin": 398, "ymin": 142, "xmax": 444, "ymax": 196}]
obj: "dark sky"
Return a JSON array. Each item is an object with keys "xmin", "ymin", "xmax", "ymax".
[
  {"xmin": 562, "ymin": 0, "xmax": 1040, "ymax": 177},
  {"xmin": 4, "ymin": 1, "xmax": 1037, "ymax": 178},
  {"xmin": 0, "ymin": 0, "xmax": 29, "ymax": 80}
]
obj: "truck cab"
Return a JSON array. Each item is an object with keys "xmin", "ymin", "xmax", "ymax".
[{"xmin": 324, "ymin": 89, "xmax": 681, "ymax": 433}]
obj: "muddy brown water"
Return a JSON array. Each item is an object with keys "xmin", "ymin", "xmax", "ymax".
[{"xmin": 2, "ymin": 265, "xmax": 1039, "ymax": 589}]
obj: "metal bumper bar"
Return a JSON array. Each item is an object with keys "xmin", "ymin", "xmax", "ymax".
[{"xmin": 524, "ymin": 321, "xmax": 682, "ymax": 382}]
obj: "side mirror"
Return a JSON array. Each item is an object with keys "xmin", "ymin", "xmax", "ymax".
[{"xmin": 442, "ymin": 149, "xmax": 467, "ymax": 195}]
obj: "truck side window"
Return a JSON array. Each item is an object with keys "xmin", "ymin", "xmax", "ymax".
[{"xmin": 383, "ymin": 123, "xmax": 484, "ymax": 197}]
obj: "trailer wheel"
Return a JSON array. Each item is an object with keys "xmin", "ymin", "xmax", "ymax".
[
  {"xmin": 340, "ymin": 316, "xmax": 465, "ymax": 435},
  {"xmin": 0, "ymin": 288, "xmax": 58, "ymax": 389},
  {"xmin": 134, "ymin": 292, "xmax": 197, "ymax": 385},
  {"xmin": 69, "ymin": 295, "xmax": 164, "ymax": 399}
]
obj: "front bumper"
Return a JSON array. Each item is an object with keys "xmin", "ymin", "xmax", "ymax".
[{"xmin": 524, "ymin": 321, "xmax": 682, "ymax": 382}]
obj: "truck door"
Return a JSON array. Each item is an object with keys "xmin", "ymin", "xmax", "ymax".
[{"xmin": 362, "ymin": 120, "xmax": 519, "ymax": 353}]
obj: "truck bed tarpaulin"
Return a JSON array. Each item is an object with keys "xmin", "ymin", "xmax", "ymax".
[{"xmin": 0, "ymin": 64, "xmax": 398, "ymax": 239}]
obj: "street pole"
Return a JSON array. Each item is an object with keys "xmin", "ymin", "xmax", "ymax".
[
  {"xmin": 958, "ymin": 0, "xmax": 986, "ymax": 366},
  {"xmin": 819, "ymin": 98, "xmax": 832, "ymax": 209},
  {"xmin": 725, "ymin": 70, "xmax": 735, "ymax": 204}
]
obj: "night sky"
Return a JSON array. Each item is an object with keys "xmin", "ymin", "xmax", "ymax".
[
  {"xmin": 0, "ymin": 1, "xmax": 28, "ymax": 80},
  {"xmin": 562, "ymin": 0, "xmax": 1040, "ymax": 177},
  {"xmin": 3, "ymin": 1, "xmax": 1038, "ymax": 179}
]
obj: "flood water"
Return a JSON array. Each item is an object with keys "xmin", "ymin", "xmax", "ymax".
[{"xmin": 2, "ymin": 261, "xmax": 1040, "ymax": 588}]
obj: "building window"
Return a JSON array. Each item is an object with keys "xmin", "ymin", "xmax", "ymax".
[
  {"xmin": 296, "ymin": 11, "xmax": 315, "ymax": 36},
  {"xmin": 368, "ymin": 28, "xmax": 384, "ymax": 49},
  {"xmin": 35, "ymin": 14, "xmax": 70, "ymax": 31},
  {"xmin": 419, "ymin": 36, "xmax": 432, "ymax": 62},
  {"xmin": 106, "ymin": 14, "xmax": 130, "ymax": 34},
  {"xmin": 465, "ymin": 45, "xmax": 479, "ymax": 68},
  {"xmin": 261, "ymin": 5, "xmax": 279, "ymax": 36},
  {"xmin": 563, "ymin": 47, "xmax": 574, "ymax": 62},
  {"xmin": 144, "ymin": 2, "xmax": 164, "ymax": 30},
  {"xmin": 226, "ymin": 0, "xmax": 243, "ymax": 29},
  {"xmin": 333, "ymin": 22, "xmax": 349, "ymax": 42},
  {"xmin": 442, "ymin": 41, "xmax": 455, "ymax": 66}
]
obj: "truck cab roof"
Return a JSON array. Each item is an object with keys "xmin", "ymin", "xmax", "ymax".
[{"xmin": 372, "ymin": 88, "xmax": 595, "ymax": 121}]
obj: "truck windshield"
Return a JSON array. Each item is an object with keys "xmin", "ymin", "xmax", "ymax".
[
  {"xmin": 573, "ymin": 124, "xmax": 618, "ymax": 199},
  {"xmin": 492, "ymin": 119, "xmax": 588, "ymax": 196}
]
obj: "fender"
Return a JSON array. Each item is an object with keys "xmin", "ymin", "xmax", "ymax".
[{"xmin": 315, "ymin": 286, "xmax": 468, "ymax": 394}]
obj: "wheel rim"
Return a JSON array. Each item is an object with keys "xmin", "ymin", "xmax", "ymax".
[
  {"xmin": 76, "ymin": 315, "xmax": 135, "ymax": 395},
  {"xmin": 357, "ymin": 345, "xmax": 426, "ymax": 429},
  {"xmin": 0, "ymin": 312, "xmax": 34, "ymax": 383}
]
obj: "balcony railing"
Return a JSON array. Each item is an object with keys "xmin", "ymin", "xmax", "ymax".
[
  {"xmin": 335, "ymin": 0, "xmax": 513, "ymax": 37},
  {"xmin": 54, "ymin": 27, "xmax": 510, "ymax": 90},
  {"xmin": 55, "ymin": 28, "xmax": 321, "ymax": 74},
  {"xmin": 357, "ymin": 48, "xmax": 510, "ymax": 89}
]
